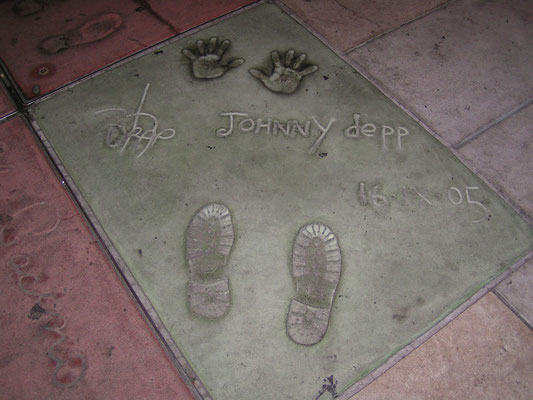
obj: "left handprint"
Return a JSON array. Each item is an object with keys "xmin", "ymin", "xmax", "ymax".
[{"xmin": 182, "ymin": 37, "xmax": 244, "ymax": 79}]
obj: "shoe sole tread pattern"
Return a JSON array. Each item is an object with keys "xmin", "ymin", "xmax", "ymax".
[
  {"xmin": 186, "ymin": 203, "xmax": 234, "ymax": 319},
  {"xmin": 288, "ymin": 222, "xmax": 342, "ymax": 345}
]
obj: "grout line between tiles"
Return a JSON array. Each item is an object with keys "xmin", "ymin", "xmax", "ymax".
[
  {"xmin": 453, "ymin": 96, "xmax": 533, "ymax": 150},
  {"xmin": 0, "ymin": 110, "xmax": 18, "ymax": 123},
  {"xmin": 489, "ymin": 252, "xmax": 533, "ymax": 331},
  {"xmin": 342, "ymin": 0, "xmax": 458, "ymax": 53},
  {"xmin": 493, "ymin": 290, "xmax": 533, "ymax": 331},
  {"xmin": 24, "ymin": 114, "xmax": 213, "ymax": 400},
  {"xmin": 338, "ymin": 250, "xmax": 532, "ymax": 399}
]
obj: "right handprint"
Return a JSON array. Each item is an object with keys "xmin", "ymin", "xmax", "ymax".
[{"xmin": 249, "ymin": 50, "xmax": 318, "ymax": 94}]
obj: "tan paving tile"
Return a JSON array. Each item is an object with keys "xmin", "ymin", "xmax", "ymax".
[
  {"xmin": 496, "ymin": 259, "xmax": 533, "ymax": 328},
  {"xmin": 278, "ymin": 0, "xmax": 447, "ymax": 52},
  {"xmin": 347, "ymin": 0, "xmax": 533, "ymax": 146},
  {"xmin": 458, "ymin": 103, "xmax": 533, "ymax": 222},
  {"xmin": 349, "ymin": 292, "xmax": 533, "ymax": 400}
]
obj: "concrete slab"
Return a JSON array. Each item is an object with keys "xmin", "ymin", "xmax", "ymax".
[
  {"xmin": 496, "ymin": 259, "xmax": 533, "ymax": 328},
  {"xmin": 349, "ymin": 293, "xmax": 533, "ymax": 400},
  {"xmin": 0, "ymin": 83, "xmax": 16, "ymax": 118},
  {"xmin": 0, "ymin": 0, "xmax": 256, "ymax": 100},
  {"xmin": 279, "ymin": 0, "xmax": 447, "ymax": 52},
  {"xmin": 347, "ymin": 0, "xmax": 533, "ymax": 146},
  {"xmin": 458, "ymin": 102, "xmax": 533, "ymax": 223},
  {"xmin": 30, "ymin": 4, "xmax": 532, "ymax": 399},
  {"xmin": 0, "ymin": 117, "xmax": 193, "ymax": 399}
]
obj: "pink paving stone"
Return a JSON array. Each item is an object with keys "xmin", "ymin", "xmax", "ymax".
[
  {"xmin": 0, "ymin": 83, "xmax": 16, "ymax": 118},
  {"xmin": 0, "ymin": 0, "xmax": 256, "ymax": 100},
  {"xmin": 0, "ymin": 117, "xmax": 193, "ymax": 399}
]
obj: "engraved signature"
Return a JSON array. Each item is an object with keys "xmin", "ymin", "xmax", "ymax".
[
  {"xmin": 215, "ymin": 111, "xmax": 410, "ymax": 154},
  {"xmin": 216, "ymin": 112, "xmax": 335, "ymax": 155},
  {"xmin": 95, "ymin": 83, "xmax": 176, "ymax": 158}
]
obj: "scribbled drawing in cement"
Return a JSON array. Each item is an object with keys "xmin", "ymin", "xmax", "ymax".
[
  {"xmin": 38, "ymin": 13, "xmax": 122, "ymax": 54},
  {"xmin": 287, "ymin": 223, "xmax": 342, "ymax": 345},
  {"xmin": 249, "ymin": 50, "xmax": 318, "ymax": 94},
  {"xmin": 186, "ymin": 203, "xmax": 234, "ymax": 319},
  {"xmin": 0, "ymin": 202, "xmax": 61, "ymax": 247},
  {"xmin": 8, "ymin": 254, "xmax": 86, "ymax": 388},
  {"xmin": 0, "ymin": 141, "xmax": 13, "ymax": 174},
  {"xmin": 182, "ymin": 37, "xmax": 244, "ymax": 79},
  {"xmin": 95, "ymin": 83, "xmax": 176, "ymax": 158}
]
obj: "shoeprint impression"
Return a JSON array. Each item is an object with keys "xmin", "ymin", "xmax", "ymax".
[
  {"xmin": 287, "ymin": 223, "xmax": 342, "ymax": 345},
  {"xmin": 38, "ymin": 13, "xmax": 122, "ymax": 54},
  {"xmin": 186, "ymin": 203, "xmax": 235, "ymax": 319}
]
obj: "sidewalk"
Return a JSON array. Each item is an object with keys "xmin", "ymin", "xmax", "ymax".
[{"xmin": 1, "ymin": 1, "xmax": 531, "ymax": 399}]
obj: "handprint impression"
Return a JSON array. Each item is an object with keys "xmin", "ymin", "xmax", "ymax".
[
  {"xmin": 249, "ymin": 50, "xmax": 318, "ymax": 94},
  {"xmin": 182, "ymin": 37, "xmax": 244, "ymax": 79}
]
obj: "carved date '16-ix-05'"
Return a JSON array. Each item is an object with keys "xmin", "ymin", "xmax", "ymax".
[{"xmin": 359, "ymin": 182, "xmax": 490, "ymax": 223}]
